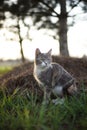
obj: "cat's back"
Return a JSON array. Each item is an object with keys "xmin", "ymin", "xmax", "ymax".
[
  {"xmin": 51, "ymin": 62, "xmax": 72, "ymax": 77},
  {"xmin": 51, "ymin": 62, "xmax": 64, "ymax": 75},
  {"xmin": 51, "ymin": 62, "xmax": 62, "ymax": 70},
  {"xmin": 51, "ymin": 62, "xmax": 74, "ymax": 87}
]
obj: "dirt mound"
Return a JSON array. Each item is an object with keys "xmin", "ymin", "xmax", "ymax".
[{"xmin": 0, "ymin": 56, "xmax": 87, "ymax": 95}]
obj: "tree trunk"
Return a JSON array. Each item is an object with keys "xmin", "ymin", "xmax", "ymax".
[
  {"xmin": 19, "ymin": 38, "xmax": 25, "ymax": 63},
  {"xmin": 59, "ymin": 0, "xmax": 69, "ymax": 56},
  {"xmin": 17, "ymin": 18, "xmax": 25, "ymax": 62}
]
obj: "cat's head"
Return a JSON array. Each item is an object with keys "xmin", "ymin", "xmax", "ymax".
[{"xmin": 35, "ymin": 48, "xmax": 52, "ymax": 69}]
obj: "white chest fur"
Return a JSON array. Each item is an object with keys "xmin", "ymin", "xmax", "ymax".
[{"xmin": 34, "ymin": 63, "xmax": 52, "ymax": 84}]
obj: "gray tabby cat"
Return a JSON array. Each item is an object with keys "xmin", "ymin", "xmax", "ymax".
[{"xmin": 34, "ymin": 48, "xmax": 77, "ymax": 104}]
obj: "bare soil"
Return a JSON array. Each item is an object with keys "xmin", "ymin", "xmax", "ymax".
[{"xmin": 0, "ymin": 56, "xmax": 87, "ymax": 95}]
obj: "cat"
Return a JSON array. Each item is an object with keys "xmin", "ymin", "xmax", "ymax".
[{"xmin": 33, "ymin": 48, "xmax": 77, "ymax": 104}]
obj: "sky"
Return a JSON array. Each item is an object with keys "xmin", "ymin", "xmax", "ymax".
[{"xmin": 68, "ymin": 21, "xmax": 87, "ymax": 57}]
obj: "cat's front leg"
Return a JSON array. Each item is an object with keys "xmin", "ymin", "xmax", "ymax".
[
  {"xmin": 42, "ymin": 86, "xmax": 51, "ymax": 105},
  {"xmin": 52, "ymin": 98, "xmax": 65, "ymax": 105}
]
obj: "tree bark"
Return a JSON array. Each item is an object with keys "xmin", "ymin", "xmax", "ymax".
[{"xmin": 59, "ymin": 0, "xmax": 69, "ymax": 56}]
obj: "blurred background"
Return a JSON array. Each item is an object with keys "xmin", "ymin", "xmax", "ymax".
[{"xmin": 0, "ymin": 0, "xmax": 87, "ymax": 63}]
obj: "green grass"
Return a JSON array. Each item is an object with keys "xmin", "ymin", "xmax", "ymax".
[
  {"xmin": 0, "ymin": 87, "xmax": 87, "ymax": 130},
  {"xmin": 0, "ymin": 66, "xmax": 12, "ymax": 76}
]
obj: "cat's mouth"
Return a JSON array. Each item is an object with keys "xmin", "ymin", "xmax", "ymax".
[
  {"xmin": 41, "ymin": 61, "xmax": 48, "ymax": 67},
  {"xmin": 41, "ymin": 61, "xmax": 50, "ymax": 68}
]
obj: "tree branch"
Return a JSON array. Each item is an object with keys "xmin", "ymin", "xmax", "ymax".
[
  {"xmin": 39, "ymin": 1, "xmax": 60, "ymax": 17},
  {"xmin": 68, "ymin": 0, "xmax": 81, "ymax": 14},
  {"xmin": 30, "ymin": 11, "xmax": 58, "ymax": 17}
]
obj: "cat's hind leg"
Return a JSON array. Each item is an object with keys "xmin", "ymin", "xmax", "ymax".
[{"xmin": 67, "ymin": 83, "xmax": 77, "ymax": 95}]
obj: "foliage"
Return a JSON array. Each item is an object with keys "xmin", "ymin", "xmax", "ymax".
[
  {"xmin": 0, "ymin": 86, "xmax": 87, "ymax": 130},
  {"xmin": 0, "ymin": 66, "xmax": 12, "ymax": 76}
]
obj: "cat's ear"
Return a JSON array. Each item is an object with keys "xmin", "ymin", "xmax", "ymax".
[
  {"xmin": 35, "ymin": 48, "xmax": 41, "ymax": 56},
  {"xmin": 47, "ymin": 49, "xmax": 52, "ymax": 56}
]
